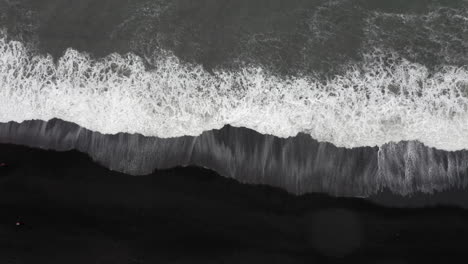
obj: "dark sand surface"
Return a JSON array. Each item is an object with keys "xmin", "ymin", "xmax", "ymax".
[{"xmin": 1, "ymin": 144, "xmax": 468, "ymax": 263}]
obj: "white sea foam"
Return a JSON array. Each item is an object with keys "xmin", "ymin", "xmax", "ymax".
[{"xmin": 1, "ymin": 33, "xmax": 468, "ymax": 151}]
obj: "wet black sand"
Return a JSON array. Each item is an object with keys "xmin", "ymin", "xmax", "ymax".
[{"xmin": 1, "ymin": 143, "xmax": 468, "ymax": 263}]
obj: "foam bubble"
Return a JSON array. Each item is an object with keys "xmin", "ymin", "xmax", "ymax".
[
  {"xmin": 1, "ymin": 33, "xmax": 468, "ymax": 151},
  {"xmin": 364, "ymin": 7, "xmax": 468, "ymax": 66}
]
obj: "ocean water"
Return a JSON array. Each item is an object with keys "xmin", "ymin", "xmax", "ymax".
[{"xmin": 1, "ymin": 0, "xmax": 468, "ymax": 196}]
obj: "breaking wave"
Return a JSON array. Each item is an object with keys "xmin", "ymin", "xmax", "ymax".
[{"xmin": 1, "ymin": 32, "xmax": 468, "ymax": 151}]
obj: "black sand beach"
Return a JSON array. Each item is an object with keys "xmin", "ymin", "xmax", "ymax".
[{"xmin": 2, "ymin": 143, "xmax": 468, "ymax": 263}]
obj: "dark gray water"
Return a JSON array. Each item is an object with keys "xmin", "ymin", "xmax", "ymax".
[{"xmin": 2, "ymin": 0, "xmax": 467, "ymax": 73}]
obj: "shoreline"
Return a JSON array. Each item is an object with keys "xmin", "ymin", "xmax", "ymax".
[{"xmin": 2, "ymin": 119, "xmax": 468, "ymax": 197}]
